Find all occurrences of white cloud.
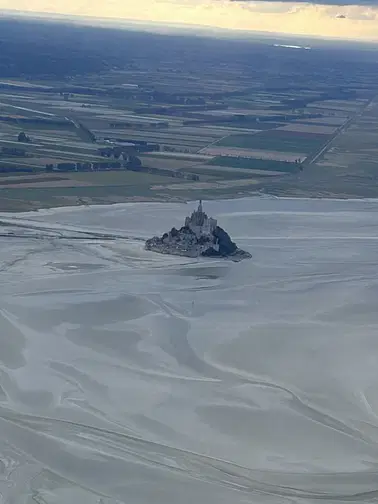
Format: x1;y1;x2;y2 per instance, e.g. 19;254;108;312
1;0;378;40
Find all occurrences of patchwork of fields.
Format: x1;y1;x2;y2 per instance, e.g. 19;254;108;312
1;21;378;207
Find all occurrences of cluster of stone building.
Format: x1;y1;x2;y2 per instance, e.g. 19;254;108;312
145;201;251;261
184;200;218;238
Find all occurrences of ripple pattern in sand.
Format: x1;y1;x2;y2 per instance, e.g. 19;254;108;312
0;198;378;503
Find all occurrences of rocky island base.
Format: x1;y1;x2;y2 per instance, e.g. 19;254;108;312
145;201;252;262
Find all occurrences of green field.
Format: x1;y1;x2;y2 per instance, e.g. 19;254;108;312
0;183;161;211
220;121;283;130
70;170;181;185
0;170;191;211
179;166;254;180
207;156;301;173
218;131;329;154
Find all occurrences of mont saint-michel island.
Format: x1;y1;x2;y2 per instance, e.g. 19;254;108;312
145;201;252;261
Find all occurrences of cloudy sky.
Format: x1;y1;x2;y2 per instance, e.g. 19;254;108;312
1;0;378;41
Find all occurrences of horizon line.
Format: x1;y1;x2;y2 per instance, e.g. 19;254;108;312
1;8;378;45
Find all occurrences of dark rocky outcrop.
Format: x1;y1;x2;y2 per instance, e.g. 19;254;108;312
145;201;251;262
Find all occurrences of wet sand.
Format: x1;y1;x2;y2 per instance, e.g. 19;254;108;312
0;197;378;503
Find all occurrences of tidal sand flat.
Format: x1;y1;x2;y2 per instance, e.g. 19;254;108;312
0;197;378;503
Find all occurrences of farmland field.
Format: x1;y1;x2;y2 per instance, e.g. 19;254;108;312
217;130;329;154
179;165;284;178
207;156;301;173
201;146;307;162
0;16;378;209
277;124;337;135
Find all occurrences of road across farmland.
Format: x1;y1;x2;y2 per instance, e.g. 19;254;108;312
306;97;375;166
